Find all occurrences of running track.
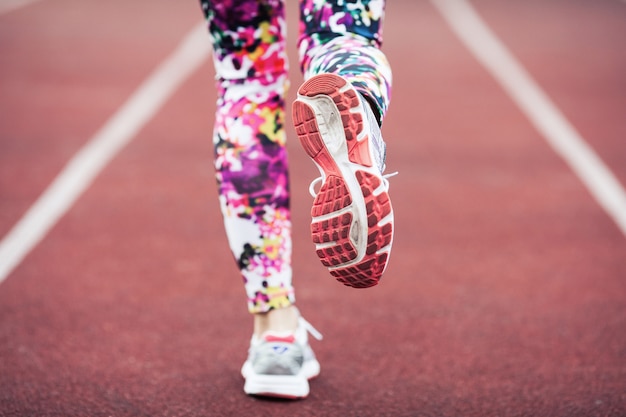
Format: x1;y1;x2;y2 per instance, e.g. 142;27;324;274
1;1;625;416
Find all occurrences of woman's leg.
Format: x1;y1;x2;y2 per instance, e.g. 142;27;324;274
293;0;394;288
298;0;392;123
200;2;322;400
199;0;296;318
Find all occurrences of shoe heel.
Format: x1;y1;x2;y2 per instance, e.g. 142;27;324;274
297;73;347;97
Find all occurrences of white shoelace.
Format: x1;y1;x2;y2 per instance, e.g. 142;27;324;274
299;316;323;341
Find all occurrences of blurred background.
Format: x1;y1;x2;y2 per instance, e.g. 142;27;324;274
0;1;625;415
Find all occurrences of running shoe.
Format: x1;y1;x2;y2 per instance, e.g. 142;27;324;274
292;73;395;288
241;316;323;399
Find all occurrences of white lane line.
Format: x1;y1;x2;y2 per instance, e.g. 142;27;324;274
0;0;42;15
0;23;211;283
431;0;626;238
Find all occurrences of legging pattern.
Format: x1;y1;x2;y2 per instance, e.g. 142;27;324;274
200;0;391;313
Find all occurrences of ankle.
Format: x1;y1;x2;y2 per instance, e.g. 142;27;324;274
253;305;299;338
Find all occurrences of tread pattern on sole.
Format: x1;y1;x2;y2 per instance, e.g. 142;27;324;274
293;74;393;288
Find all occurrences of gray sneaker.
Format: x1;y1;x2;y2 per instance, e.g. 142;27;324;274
241;316;322;399
293;73;395;288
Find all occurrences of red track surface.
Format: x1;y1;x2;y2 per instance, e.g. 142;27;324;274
1;1;625;416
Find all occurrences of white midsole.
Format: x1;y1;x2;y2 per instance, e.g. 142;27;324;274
242;359;320;397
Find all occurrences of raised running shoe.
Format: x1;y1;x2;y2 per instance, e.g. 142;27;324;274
292;73;395;288
241;316;323;399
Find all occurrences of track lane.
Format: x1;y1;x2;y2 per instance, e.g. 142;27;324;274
433;0;626;236
0;1;624;416
0;23;210;282
0;0;202;239
470;0;626;214
0;0;42;16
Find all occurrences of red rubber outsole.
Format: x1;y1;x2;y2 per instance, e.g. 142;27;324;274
293;74;393;288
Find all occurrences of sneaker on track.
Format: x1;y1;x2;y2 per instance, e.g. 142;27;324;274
241;317;322;399
292;73;394;288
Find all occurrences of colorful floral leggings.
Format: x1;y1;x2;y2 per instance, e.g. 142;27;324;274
199;0;392;313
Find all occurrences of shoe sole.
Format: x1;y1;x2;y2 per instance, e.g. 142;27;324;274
244;374;310;399
242;359;320;399
292;74;394;288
